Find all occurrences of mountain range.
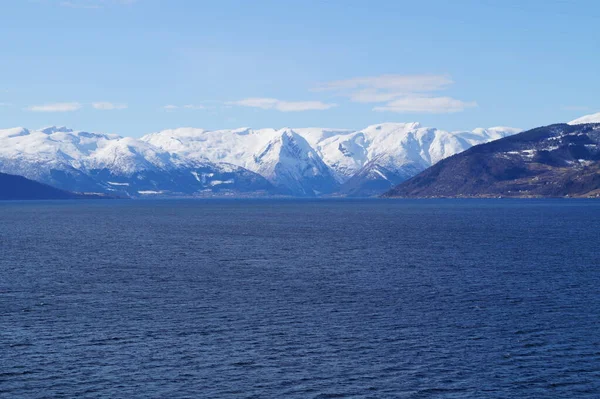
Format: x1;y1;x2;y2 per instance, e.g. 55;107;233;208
0;126;273;198
0;123;520;197
384;120;600;198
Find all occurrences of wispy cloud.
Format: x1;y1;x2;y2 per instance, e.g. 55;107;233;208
228;98;337;112
162;104;208;111
26;102;82;112
183;104;206;110
0;102;10;107
92;102;127;110
373;96;477;114
562;105;590;112
314;73;476;114
313;74;453;94
347;89;407;104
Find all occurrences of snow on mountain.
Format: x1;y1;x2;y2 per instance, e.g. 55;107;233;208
143;123;521;196
87;136;177;174
569;112;600;125
0;126;118;184
251;129;339;195
141;127;275;170
314;123;521;182
299;123;519;196
142;127;340;195
0;125;170;178
0;122;521;197
288;128;354;149
0;126;273;197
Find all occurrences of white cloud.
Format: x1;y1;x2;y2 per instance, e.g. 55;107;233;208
373;96;477;114
0;102;10;107
229;98;277;109
162;104;207;111
92;102;127;110
228;98;337;112
313;73;476;114
313;74;453;95
348;89;407;103
26;102;82;112
562;105;590;111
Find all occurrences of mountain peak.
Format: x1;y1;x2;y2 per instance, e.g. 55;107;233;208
40;126;74;134
569;112;600;125
230;127;252;135
0;127;30;138
364;122;422;132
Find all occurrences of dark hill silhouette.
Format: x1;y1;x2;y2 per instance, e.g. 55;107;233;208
0;172;107;200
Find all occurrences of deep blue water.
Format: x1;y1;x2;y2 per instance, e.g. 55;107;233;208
1;199;600;398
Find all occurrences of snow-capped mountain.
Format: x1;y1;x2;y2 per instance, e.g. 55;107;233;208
0;123;521;197
250;129;339;195
0;126;273;197
326;124;520;196
143;123;520;196
141;127;341;195
314;123;519;176
569;112;600;125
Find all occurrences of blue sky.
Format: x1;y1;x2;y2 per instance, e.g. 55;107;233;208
1;0;599;136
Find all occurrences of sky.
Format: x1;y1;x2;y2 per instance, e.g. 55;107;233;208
1;0;599;137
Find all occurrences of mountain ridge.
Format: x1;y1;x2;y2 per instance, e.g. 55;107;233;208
383;123;600;198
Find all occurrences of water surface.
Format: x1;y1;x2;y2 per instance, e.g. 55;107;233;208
1;199;599;398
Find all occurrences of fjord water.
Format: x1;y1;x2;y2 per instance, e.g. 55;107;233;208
1;199;599;398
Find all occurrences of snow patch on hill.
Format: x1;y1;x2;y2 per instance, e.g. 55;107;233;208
569;112;600;125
